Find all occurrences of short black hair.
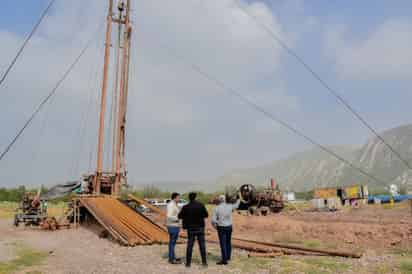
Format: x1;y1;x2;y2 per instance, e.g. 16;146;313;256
188;192;197;201
171;192;180;200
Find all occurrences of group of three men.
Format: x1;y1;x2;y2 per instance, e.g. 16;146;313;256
166;192;239;267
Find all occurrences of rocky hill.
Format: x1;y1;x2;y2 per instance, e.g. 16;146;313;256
215;124;412;191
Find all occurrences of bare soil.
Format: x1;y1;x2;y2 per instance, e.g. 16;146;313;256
0;201;411;274
233;203;412;250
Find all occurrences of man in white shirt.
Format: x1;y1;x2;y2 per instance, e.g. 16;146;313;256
166;192;181;264
211;194;240;265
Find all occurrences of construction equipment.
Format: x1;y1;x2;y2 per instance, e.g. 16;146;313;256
14;190;47;227
237;179;284;215
14;181;82;228
40;217;59;230
87;0;132;196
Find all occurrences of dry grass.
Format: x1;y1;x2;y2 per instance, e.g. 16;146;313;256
0;242;48;274
283;201;311;212
0;202;16;219
46;202;67;218
277;257;350;274
0;202;67;220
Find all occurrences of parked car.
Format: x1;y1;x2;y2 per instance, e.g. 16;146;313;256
177;199;188;208
146;198;188;209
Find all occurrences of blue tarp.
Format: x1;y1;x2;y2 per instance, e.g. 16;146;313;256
368;194;412;204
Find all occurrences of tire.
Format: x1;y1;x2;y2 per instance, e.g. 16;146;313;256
13;216;19;227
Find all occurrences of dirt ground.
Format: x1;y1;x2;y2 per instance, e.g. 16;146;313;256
234;203;412;250
0;201;411;274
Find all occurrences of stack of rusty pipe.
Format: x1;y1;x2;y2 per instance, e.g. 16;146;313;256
80;196;169;246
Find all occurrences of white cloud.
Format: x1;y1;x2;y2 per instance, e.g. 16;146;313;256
0;0;302;185
325;19;412;79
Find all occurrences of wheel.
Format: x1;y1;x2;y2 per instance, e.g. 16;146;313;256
13;216;19;227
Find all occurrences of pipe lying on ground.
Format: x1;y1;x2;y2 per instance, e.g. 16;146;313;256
232;237;363;258
124;194;361;258
248;252;283;258
230;239;328;256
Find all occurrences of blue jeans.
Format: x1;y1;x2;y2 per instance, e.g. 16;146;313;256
167;226;180;262
217;225;232;262
186;227;207;266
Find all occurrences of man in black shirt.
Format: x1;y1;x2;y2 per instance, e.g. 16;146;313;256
178;192;209;267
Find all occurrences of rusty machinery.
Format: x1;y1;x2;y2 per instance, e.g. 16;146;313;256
70;0;133;223
69;0;133;222
14;182;82;229
14;190;47;227
63;1;171;246
89;0;132;196
72;0;132;198
237;181;284;216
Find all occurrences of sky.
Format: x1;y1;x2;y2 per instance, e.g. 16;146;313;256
0;0;412;187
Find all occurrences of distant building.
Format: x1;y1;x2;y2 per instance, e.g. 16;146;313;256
282;192;296;202
311;185;368;210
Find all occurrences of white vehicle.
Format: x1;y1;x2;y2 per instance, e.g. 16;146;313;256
163;198;188;208
176;199;188;208
148;198;188;208
152;199;168;208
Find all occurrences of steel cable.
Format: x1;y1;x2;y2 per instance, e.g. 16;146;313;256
233;0;412;170
152;42;387;185
0;38;95;163
0;0;56;89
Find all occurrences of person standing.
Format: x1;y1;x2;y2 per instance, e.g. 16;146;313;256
178;192;209;267
211;194;240;265
166;192;181;264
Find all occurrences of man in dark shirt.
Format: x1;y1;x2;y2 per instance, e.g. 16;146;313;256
178;192;209;267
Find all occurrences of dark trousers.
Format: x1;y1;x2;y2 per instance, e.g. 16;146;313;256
186;227;207;266
217;225;232;262
167;226;180;262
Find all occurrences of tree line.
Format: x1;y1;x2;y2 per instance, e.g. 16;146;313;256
127;185;221;205
0;186;28;202
0;185;221;205
1;184;326;203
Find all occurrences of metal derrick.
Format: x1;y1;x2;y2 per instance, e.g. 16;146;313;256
94;0;132;196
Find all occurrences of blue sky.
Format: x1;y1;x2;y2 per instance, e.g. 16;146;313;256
0;0;50;33
0;0;411;188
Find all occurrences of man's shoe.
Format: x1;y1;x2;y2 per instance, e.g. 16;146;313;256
169;259;181;264
185;264;191;268
202;263;208;268
175;258;182;263
216;261;228;265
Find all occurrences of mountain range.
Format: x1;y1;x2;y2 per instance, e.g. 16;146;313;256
214;124;412;191
133;124;412;192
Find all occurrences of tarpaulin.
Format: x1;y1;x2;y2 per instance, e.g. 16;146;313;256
40;181;81;200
